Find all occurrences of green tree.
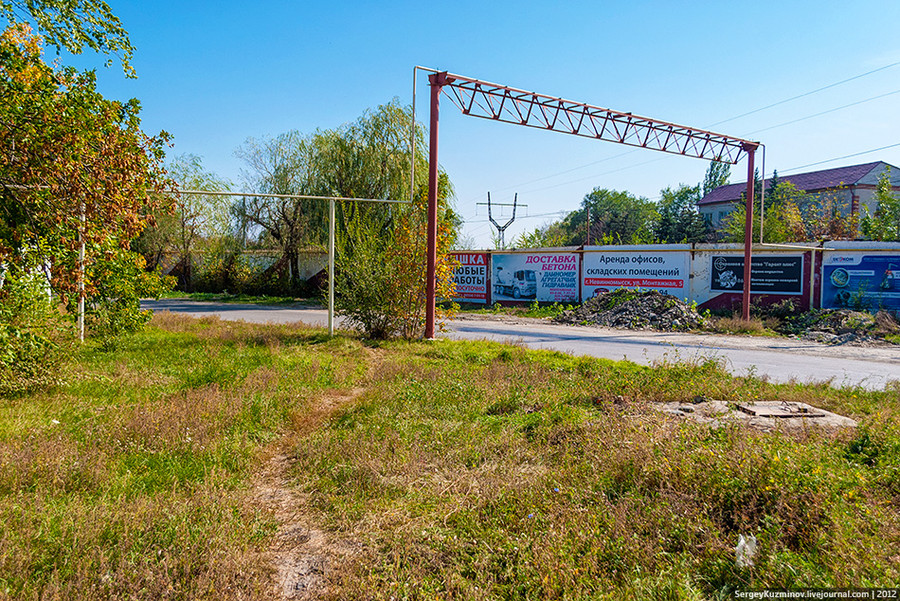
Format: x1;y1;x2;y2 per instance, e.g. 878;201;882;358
236;99;457;294
721;178;810;243
330;102;457;338
134;155;233;289
335;181;456;339
1;0;134;73
702;159;731;196
655;184;708;243
574;188;658;245
511;223;568;249
235;130;330;290
511;189;657;247
0;25;172;354
722;171;861;243
861;167;900;241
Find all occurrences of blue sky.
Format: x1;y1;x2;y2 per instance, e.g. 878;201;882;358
64;0;900;247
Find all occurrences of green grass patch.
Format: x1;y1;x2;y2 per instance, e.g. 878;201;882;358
457;300;575;319
293;339;900;598
2;315;898;599
0;312;365;599
160;290;321;306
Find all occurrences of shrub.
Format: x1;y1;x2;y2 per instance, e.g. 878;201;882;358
335;192;456;339
84;246;174;349
0;254;67;394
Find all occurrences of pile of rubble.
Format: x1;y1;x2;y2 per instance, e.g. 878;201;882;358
553;289;707;331
779;309;899;345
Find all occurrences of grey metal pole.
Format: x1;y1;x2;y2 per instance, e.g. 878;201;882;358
78;201;85;343
586;205;591;246
328;197;335;337
411;66;417;202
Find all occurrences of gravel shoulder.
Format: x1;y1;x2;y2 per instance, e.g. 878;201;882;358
455;312;900;365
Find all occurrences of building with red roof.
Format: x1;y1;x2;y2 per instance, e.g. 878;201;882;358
697;161;900;229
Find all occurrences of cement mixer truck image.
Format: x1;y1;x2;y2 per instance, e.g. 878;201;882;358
494;266;536;299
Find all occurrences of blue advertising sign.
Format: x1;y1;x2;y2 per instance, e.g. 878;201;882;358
822;253;900;311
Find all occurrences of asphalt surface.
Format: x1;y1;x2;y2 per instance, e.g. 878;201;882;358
142;299;900;391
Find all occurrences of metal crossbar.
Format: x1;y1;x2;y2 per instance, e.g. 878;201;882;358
438;72;754;164
171;189;408;336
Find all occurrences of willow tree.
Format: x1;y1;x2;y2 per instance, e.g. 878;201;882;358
235;99;457;336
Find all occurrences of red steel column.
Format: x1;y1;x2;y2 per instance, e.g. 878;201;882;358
426;72;448;339
741;142;759;321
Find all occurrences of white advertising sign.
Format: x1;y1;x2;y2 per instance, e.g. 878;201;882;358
582;251;689;300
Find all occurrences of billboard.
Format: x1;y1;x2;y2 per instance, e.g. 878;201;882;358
492;252;579;302
449;252;489;303
709;255;804;295
582;251;688;300
822;252;900;311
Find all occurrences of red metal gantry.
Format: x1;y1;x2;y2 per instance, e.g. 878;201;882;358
424;70;760;338
440;72;751;163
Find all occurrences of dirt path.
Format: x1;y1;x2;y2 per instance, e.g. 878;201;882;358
252;386;367;600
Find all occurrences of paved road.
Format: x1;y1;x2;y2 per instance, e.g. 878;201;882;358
142;299;900;390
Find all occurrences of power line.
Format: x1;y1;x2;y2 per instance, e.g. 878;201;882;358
480;149;640;197
464;210;570;224
708;60;900;127
459;60;900;205
522;157;668;195
484;84;900;199
776;142;900;174
744;88;900;136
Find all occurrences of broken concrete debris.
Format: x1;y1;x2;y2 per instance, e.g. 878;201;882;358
655;399;857;431
554;289;706;331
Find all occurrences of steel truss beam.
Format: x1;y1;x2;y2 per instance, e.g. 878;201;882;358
423;70;761;337
439;72;753;164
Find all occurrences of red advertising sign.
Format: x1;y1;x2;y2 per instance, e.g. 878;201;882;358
450;252;489;303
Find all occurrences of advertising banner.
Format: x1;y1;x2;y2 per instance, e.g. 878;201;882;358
822;253;900;311
710;255;803;295
449;252;489;303
492;252;579;302
582;251;689;300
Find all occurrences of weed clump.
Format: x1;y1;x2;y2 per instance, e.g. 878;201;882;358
778;309;900;345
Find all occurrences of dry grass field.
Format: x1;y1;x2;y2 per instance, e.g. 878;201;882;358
1;312;898;599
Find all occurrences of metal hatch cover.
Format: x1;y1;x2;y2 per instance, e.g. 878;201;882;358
737;401;827;419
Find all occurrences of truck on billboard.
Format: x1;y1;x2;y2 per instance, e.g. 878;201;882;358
494;267;536;299
492;252;579;302
449;252;489;303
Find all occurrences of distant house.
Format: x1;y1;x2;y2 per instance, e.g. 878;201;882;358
697;161;900;229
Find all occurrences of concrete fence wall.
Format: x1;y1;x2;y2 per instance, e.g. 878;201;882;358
449;242;900;313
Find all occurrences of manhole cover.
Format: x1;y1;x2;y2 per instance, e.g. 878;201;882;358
737;402;826;418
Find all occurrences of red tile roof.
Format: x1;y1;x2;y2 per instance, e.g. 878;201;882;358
698;161;884;206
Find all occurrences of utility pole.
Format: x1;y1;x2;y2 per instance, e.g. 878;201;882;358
425;71;447;339
741;142;759;321
482;192;520;249
77;201;85;343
